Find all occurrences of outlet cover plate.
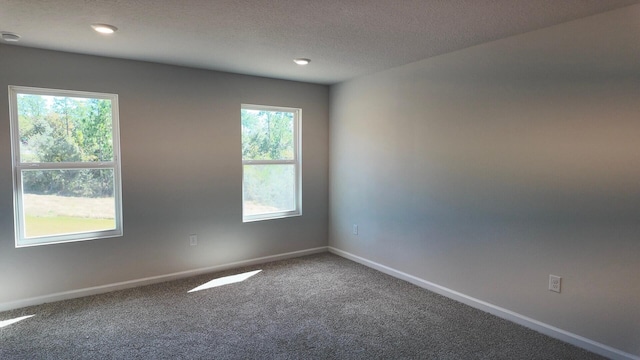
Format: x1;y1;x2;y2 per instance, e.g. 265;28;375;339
549;275;561;293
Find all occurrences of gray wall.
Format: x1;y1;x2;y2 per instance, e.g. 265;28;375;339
329;6;640;357
0;45;329;304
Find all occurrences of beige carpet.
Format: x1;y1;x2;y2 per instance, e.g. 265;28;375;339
0;253;605;359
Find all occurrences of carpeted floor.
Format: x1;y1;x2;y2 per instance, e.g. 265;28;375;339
0;253;605;359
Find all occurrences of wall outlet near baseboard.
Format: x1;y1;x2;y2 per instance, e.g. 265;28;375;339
189;234;198;246
352;224;358;235
549;275;561;293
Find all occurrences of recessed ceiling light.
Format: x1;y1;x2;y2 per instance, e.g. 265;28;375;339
293;58;311;65
91;24;118;34
1;32;21;42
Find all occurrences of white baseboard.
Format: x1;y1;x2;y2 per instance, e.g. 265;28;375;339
0;246;328;313
328;246;639;360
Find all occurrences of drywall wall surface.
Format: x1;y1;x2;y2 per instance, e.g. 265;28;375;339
329;5;640;357
0;45;328;304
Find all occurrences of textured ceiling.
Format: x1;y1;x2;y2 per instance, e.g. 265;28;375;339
1;0;639;84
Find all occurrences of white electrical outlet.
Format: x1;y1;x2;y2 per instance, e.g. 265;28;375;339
352;224;358;235
549;275;561;293
189;234;198;246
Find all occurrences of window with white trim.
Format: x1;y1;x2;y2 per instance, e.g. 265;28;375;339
8;86;123;247
241;105;301;222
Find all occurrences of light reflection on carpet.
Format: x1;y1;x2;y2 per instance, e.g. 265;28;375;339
188;270;262;293
0;315;35;328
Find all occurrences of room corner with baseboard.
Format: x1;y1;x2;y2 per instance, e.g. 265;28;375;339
328;5;640;360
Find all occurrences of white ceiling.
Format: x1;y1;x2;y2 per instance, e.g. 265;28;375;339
1;0;638;84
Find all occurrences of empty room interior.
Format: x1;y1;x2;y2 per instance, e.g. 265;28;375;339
0;1;639;359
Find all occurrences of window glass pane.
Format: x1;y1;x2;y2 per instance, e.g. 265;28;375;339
17;94;113;163
241;109;294;161
243;164;295;216
22;169;116;238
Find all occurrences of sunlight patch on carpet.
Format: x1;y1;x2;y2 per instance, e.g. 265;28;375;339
188;270;262;293
0;315;35;328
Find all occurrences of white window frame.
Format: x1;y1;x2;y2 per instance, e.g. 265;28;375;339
241;104;302;222
8;85;123;247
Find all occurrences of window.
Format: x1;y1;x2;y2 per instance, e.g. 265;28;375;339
241;105;301;222
8;86;123;247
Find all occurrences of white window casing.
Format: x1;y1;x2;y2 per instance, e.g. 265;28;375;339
241;104;301;222
8;86;123;247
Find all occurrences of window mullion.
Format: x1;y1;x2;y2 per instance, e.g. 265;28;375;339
242;159;295;165
17;162;116;170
